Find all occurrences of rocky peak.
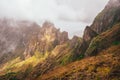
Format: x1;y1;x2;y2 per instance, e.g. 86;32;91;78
69;36;80;48
83;26;97;42
106;0;120;9
75;26;98;55
60;31;69;44
90;0;120;34
71;36;79;44
42;21;54;28
23;21;69;58
80;0;120;56
38;21;68;43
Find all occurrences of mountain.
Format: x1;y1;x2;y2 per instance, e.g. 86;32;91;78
0;19;82;80
77;0;120;56
0;18;40;64
0;0;120;80
38;44;120;80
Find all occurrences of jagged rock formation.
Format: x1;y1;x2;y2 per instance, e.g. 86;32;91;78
83;26;98;42
77;26;98;55
0;0;120;80
106;0;120;8
0;19;70;62
33;0;120;79
85;23;120;56
23;21;69;59
91;0;120;33
0;19;81;80
78;0;120;56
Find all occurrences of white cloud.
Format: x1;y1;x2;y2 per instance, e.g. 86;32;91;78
0;0;109;22
0;0;109;38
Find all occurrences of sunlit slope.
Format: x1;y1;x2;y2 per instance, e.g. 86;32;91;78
38;45;120;80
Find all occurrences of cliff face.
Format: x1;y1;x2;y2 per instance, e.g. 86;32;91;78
79;0;120;56
85;23;120;56
106;0;120;8
90;0;120;34
23;21;69;59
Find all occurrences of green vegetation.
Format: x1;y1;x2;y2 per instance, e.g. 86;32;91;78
2;72;19;80
112;41;120;45
38;45;120;80
34;49;44;58
85;23;120;56
77;54;84;60
23;65;33;78
59;54;72;65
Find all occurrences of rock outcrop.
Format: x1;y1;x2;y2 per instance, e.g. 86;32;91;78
23;21;69;59
85;23;120;56
91;0;120;34
79;0;120;56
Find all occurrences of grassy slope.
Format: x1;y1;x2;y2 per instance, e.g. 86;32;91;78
36;23;120;80
0;39;82;80
0;50;49;76
38;44;120;80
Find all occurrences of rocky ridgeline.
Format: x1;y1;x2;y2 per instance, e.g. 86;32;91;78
23;21;69;59
0;19;69;63
78;0;120;56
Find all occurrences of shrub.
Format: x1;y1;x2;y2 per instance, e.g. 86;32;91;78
112;41;120;45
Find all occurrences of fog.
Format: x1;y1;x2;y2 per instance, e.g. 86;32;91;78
0;0;109;38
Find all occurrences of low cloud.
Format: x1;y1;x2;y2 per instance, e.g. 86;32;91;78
0;0;109;37
0;0;109;23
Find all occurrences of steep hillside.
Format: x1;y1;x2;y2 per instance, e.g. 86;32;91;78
91;0;120;33
0;20;82;80
36;22;120;80
38;44;120;80
77;0;120;56
85;23;120;56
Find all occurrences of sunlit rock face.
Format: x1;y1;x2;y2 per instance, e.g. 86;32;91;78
24;21;69;59
0;18;70;61
39;21;68;44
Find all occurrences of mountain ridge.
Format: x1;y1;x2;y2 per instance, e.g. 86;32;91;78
0;0;120;80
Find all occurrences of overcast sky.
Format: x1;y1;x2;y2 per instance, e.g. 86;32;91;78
0;0;109;38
